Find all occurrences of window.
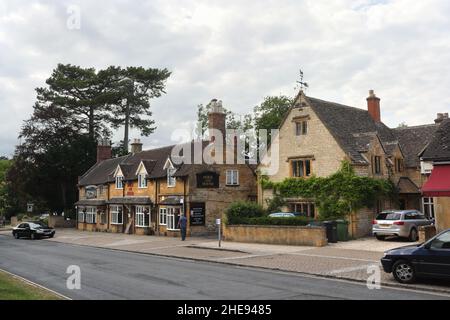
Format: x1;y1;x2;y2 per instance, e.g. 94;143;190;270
100;211;107;224
167;207;181;230
111;205;123;225
395;158;404;173
78;209;85;223
295;121;308;136
85;207;96;224
138;173;147;188
135;206;150;227
291;159;312;177
159;207;167;225
226;170;239;186
423;197;435;219
116;176;124;189
167;168;176;187
373;156;382;175
290;202;315;217
430;231;450;250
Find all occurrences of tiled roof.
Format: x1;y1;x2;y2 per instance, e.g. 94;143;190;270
393;124;438;167
78;155;131;186
397;177;420;194
420;118;450;162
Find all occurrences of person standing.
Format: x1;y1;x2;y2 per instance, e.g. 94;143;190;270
177;213;188;241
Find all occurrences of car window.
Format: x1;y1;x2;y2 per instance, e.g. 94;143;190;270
404;213;416;220
380;213;401;220
430;232;450;250
18;223;25;228
376;213;387;220
22;223;29;228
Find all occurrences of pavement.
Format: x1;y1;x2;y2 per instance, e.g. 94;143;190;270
0;234;448;300
1;228;450;295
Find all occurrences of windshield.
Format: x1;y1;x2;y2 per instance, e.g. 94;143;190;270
377;213;402;220
30;222;48;228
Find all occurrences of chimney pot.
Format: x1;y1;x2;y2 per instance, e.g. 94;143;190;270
130;138;143;154
208;99;226;143
435;113;449;124
367;90;381;122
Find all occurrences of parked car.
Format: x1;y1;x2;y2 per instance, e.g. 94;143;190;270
12;222;55;240
381;229;450;284
268;212;296;218
39;213;50;220
372;210;432;242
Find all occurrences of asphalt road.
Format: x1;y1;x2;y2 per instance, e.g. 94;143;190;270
0;234;448;300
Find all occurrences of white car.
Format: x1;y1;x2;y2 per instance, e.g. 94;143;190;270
268;212;296;218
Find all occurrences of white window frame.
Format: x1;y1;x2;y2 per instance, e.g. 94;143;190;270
422;197;435;219
138;173;147;189
167;207;181;231
115;176;124;189
78;208;85;223
111;205;123;225
167;168;176;187
226;169;239;186
85;207;97;224
159;207;167;225
135;206;150;227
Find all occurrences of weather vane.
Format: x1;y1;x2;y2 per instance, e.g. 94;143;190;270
296;69;309;92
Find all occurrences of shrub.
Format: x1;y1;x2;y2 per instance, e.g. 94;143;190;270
229;216;312;226
225;201;265;224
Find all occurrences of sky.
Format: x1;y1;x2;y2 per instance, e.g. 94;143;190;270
1;0;450;156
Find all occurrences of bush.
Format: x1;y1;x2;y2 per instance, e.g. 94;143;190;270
226;201;265;224
229;216;312;226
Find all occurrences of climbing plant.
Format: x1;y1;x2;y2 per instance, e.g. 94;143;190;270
261;161;397;220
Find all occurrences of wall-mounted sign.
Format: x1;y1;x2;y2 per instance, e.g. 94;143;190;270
27;203;34;213
190;203;205;226
85;186;97;199
196;172;219;188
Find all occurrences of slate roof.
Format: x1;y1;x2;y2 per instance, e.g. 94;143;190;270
397;177;420;194
304;96;397;164
420;118;450;162
393;124;438;167
78;155;131;186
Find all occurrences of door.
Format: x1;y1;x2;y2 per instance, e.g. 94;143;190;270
417;231;450;277
22;223;31;238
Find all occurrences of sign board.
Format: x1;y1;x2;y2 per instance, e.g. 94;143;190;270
190;203;205;226
216;218;221;225
196;172;219;188
27;203;34;213
85;186;98;199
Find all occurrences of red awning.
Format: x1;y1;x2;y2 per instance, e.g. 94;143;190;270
422;165;450;197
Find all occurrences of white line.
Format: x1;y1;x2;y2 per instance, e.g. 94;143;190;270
289;252;379;263
327;264;377;275
0;267;72;300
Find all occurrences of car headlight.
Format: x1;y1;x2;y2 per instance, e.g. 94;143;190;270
36;229;44;233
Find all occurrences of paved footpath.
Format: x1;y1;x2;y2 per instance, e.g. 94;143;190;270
2;228;449;294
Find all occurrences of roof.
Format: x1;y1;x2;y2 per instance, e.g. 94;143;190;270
78;155;131;186
397;177;420;194
75;199;107;206
420;119;450;162
393;124;438;167
107;197;153;205
303;95;397;164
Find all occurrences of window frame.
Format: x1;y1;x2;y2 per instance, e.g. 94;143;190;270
115;176;124;190
295;121;308;136
423;197;435;219
77;209;85;223
167;207;181;231
135;206;150;227
138;173;148;189
85;207;97;224
373;156;382;175
395;158;404;173
111;205;123;225
291;159;312;178
159;207;168;225
226;169;239;186
167;168;176;188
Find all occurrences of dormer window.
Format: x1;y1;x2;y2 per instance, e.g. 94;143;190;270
293;116;309;136
115;176;124;189
395;158;404;173
138;173;147;188
167;168;176;187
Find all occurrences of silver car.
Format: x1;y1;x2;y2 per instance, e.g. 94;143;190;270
372;210;432;242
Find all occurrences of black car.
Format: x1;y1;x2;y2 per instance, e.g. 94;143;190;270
381;229;450;283
12;221;55;240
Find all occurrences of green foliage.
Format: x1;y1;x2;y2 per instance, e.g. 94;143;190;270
0;159;12;216
253;95;292;132
262;161;396;220
225;201;265;222
229;216;312;226
265;195;286;213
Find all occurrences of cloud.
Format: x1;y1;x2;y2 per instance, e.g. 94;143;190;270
0;0;449;156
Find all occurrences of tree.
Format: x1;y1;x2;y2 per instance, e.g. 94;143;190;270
253;95;292;138
105;66;171;153
0;159;12;216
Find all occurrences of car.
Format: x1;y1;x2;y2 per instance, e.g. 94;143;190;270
268;212;296;218
381;229;450;284
372;210;432;242
12;221;55;240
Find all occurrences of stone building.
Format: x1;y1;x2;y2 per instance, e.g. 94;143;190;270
76;100;257;237
420;115;450;232
258;89;442;238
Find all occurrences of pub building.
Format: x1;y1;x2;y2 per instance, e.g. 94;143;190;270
75;99;257;237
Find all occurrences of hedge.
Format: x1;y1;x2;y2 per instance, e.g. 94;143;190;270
227;216;312;226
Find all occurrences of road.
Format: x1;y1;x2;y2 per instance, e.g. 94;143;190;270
0;235;448;300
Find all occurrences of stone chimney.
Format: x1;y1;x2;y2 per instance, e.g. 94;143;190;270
97;139;112;163
130;138;143;154
367;90;381;122
435;113;449;124
208;99;226;143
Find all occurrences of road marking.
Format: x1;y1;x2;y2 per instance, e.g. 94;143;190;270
289;252;379;263
0;267;72;300
327;264;378;275
218;253;279;260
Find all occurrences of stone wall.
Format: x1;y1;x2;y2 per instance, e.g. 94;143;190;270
435;197;450;232
48;216;76;228
223;225;327;247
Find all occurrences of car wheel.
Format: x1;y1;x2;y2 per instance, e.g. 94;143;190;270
375;234;386;241
30;233;36;240
14;233;19;239
392;260;416;284
409;228;418;242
